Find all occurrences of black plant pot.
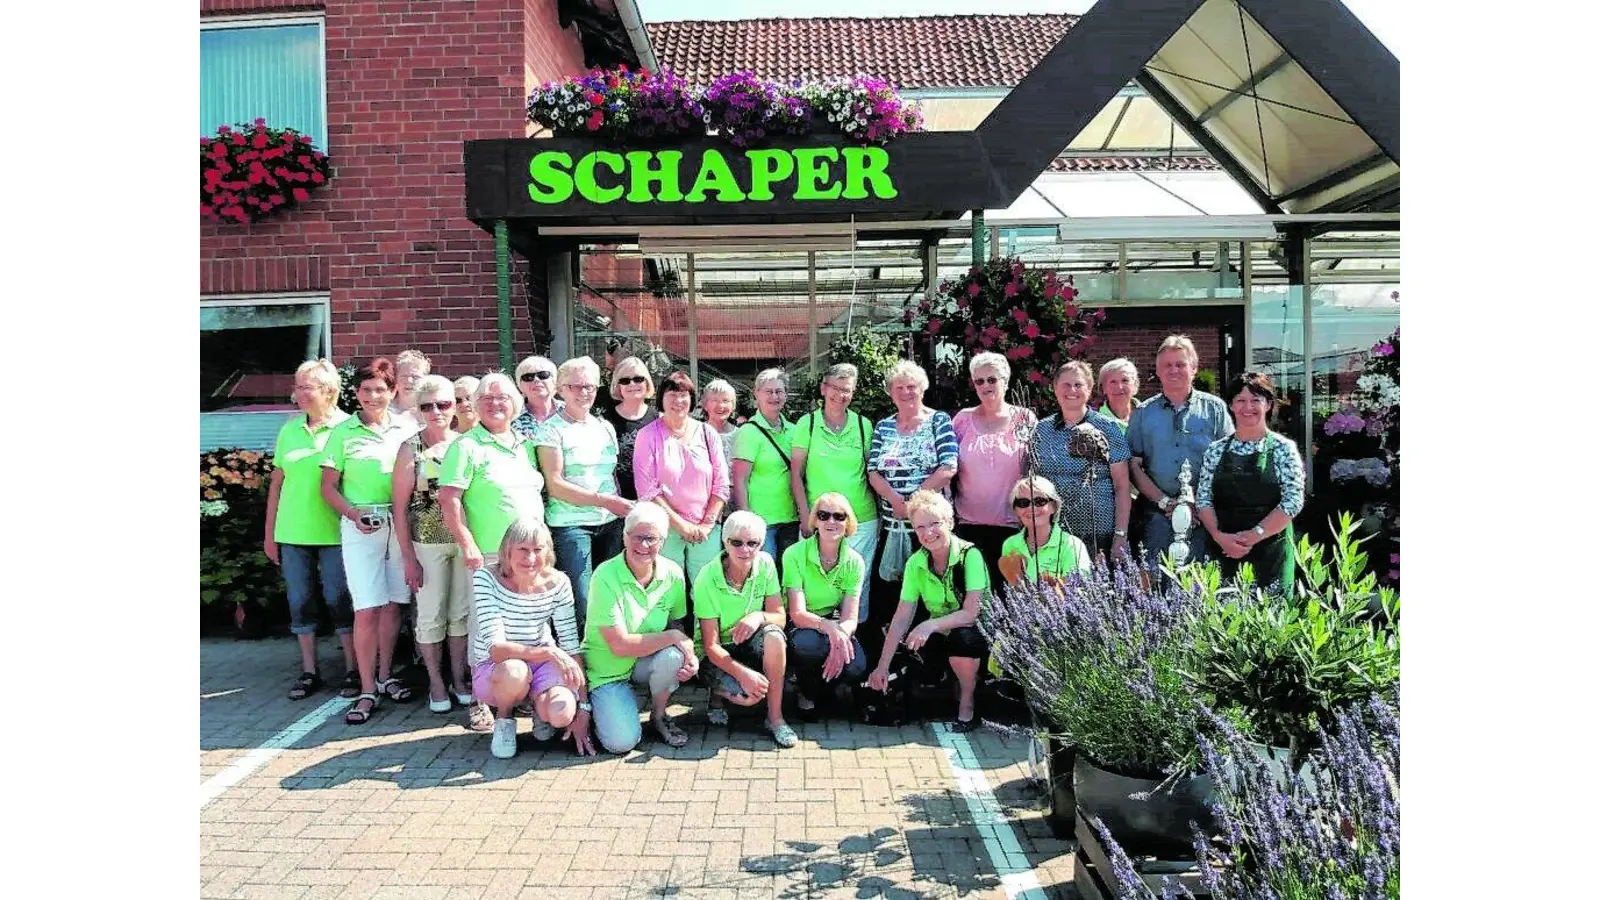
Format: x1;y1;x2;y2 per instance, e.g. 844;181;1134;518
1073;754;1218;859
1045;737;1076;838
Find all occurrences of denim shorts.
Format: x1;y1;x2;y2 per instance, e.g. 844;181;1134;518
280;544;353;635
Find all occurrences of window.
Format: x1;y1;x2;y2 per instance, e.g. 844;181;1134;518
201;297;330;412
200;16;327;144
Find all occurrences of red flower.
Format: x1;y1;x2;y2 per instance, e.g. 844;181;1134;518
1027;370;1044;384
253;117;267;127
218;125;232;134
966;282;980;298
210;142;227;156
292;188;310;202
956;296;968;310
252;133;269;149
619;64;630;73
1004;281;1019;298
926;317;943;334
231;132;246;146
1023;323;1040;339
979;334;993;348
299;134;312;144
1005;346;1025;360
1011;307;1028;323
586;111;604;130
1011;262;1025;277
311;172;325;184
587;91;604;105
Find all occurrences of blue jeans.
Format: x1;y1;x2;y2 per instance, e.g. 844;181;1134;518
761;522;801;580
280;544;353;636
1140;510;1212;568
788;625;867;701
589;645;687;754
846;519;880;623
550;520;623;634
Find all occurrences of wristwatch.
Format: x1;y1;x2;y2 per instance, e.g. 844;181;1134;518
577;700;592;712
1114;528;1128;537
1252;525;1266;538
1158;496;1173;512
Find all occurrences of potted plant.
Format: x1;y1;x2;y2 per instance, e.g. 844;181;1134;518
982;559;1239;856
1092;695;1400;899
200;449;284;638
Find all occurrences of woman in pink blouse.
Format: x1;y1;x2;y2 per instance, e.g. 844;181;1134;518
633;371;730;597
951;351;1038;591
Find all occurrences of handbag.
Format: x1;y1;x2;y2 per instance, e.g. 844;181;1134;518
877;519;913;582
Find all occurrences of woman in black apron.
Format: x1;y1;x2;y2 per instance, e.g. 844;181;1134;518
1196;373;1306;594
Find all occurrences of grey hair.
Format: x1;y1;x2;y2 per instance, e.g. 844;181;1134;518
1009;475;1061;506
1156;334;1200;367
968;351;1011;381
452;375;480;396
723;510;768;543
884;359;929;393
1098;358;1140;391
497;517;553;564
822;363;859;384
624;502;670;537
295;358;341;396
514;354;557;381
753;368;789;392
414;374;454;402
702;378;737;401
474;372;525;418
395;349;431;374
557;355;600;386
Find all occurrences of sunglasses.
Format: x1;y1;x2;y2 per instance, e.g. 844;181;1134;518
973;375;1001;386
519;371;554;382
418;400;455;413
815;510;849;522
1012;496;1055;509
616;375;648;386
727;538;762;549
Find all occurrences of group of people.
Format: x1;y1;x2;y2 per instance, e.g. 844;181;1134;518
261;334;1305;759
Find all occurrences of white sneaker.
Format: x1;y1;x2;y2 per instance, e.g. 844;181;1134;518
530;715;556;741
490;718;518;759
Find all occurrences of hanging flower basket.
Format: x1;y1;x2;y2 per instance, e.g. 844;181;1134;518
527;66;922;148
201;119;332;224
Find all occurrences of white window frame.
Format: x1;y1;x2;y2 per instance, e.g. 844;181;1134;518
200;12;330;153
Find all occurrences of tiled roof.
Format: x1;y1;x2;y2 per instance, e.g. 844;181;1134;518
1048;156;1222;173
646;14;1080;90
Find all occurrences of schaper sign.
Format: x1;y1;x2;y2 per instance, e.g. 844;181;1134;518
526;146;899;205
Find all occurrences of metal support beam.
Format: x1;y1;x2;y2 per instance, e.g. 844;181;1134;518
548;249;574;362
1278;150;1393;204
1195;52;1293;124
1241;240;1253;370
1280;228;1314;495
989;224;1001;261
494;219;513;372
970;210;986;269
685;253;699;387
807;251;819;377
1135;72;1284;214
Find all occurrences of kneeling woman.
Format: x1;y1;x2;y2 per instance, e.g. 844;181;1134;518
783;493;869;720
867;490;989;732
584;503;700;752
998;476;1092;588
694;511;797;748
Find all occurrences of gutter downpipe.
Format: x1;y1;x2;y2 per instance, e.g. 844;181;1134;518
614;0;660;74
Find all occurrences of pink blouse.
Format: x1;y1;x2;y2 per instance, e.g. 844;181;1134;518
951;406;1037;527
632;418;729;522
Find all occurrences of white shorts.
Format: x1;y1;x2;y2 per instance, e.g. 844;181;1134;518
340;513;411;612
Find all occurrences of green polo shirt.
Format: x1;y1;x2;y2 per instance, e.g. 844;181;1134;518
900;539;989;617
583;555;689;688
791;410;877;522
437;425;546;552
781;536;866;618
1099;403;1133;434
1001;528;1091;581
272;410;350;545
692;552;781;648
733;416;799;525
320;413;412;506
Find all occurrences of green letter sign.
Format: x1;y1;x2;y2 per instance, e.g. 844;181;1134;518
525;145;899;207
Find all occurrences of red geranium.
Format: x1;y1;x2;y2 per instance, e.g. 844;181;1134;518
201;120;332;225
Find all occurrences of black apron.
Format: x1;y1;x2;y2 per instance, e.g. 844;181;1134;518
1209;436;1294;593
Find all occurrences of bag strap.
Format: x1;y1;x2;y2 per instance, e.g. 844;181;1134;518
753;419;791;467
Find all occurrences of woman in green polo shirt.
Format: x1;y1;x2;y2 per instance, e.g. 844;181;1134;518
266;358;358;702
583;503;700;753
866;490;990;732
789;363;877;616
783;493;869;721
320;358;418;725
997;476;1092;588
438;373;546;571
694;510;796;748
732;368;800;575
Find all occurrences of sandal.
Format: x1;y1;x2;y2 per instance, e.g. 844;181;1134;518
338;671;361;699
377;677;415;703
767;721;799;749
466;701;494;733
950;716;979;734
650;714;689;748
345;693;379;725
288;671;323;701
707;706;729;726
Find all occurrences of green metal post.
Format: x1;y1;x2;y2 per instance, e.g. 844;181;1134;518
495;219;512;373
970;210;986;269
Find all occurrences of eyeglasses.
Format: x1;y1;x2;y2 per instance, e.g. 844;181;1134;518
616;375;648;386
727;538;761;549
563;383;598;393
519;371;554;382
1012;496;1055;509
815;510;849;522
418;400;455;413
972;375;1002;386
628;532;661;547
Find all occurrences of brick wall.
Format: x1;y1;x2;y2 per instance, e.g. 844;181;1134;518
1082;323;1224;402
200;0;590;378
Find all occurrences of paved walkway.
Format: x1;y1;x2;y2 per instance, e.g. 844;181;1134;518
200;637;1078;899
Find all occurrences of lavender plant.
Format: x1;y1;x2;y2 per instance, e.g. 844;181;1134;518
982;556;1227;778
1093;696;1400;900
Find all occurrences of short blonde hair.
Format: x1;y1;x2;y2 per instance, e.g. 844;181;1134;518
474;372;525;418
884;359;929;393
1156;334;1199;367
807;492;859;537
515;355;557;382
906;489;954;525
395;349;431;375
295;359;341;398
610;356;655;400
701;378;737;402
452;375;480;397
968;352;1010;382
497;517;553;566
1098;358;1140;392
414;374;454;402
723;510;768;543
557;355;601;386
1009;475;1061;507
753;368;789;392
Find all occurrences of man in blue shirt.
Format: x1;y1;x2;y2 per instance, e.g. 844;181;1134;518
1125;335;1234;567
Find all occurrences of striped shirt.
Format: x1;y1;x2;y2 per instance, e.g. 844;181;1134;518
469;567;579;667
868;411;959;518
